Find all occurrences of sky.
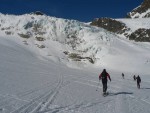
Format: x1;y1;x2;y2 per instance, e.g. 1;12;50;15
0;0;144;22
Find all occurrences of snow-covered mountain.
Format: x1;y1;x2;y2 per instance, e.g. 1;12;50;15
90;17;150;42
117;18;150;41
0;13;113;66
90;0;150;42
0;13;150;113
0;13;150;73
127;0;150;18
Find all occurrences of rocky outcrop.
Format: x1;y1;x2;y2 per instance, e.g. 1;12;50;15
30;11;45;16
90;17;129;34
127;0;150;18
129;28;150;42
91;17;150;42
91;18;129;34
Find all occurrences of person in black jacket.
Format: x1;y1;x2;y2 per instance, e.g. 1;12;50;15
99;69;111;94
136;75;141;89
122;73;124;79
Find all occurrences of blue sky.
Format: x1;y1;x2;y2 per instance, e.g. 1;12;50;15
0;0;143;22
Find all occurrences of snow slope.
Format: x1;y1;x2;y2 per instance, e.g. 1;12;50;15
0;13;150;73
0;35;150;113
0;13;150;113
0;13;114;67
117;18;150;33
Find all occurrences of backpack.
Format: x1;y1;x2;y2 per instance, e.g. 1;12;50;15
137;76;141;83
139;77;141;82
101;72;107;80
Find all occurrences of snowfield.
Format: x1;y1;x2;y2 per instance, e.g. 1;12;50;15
0;14;150;113
117;18;150;33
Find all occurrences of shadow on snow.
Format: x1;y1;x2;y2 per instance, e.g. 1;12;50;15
108;92;133;96
140;87;150;89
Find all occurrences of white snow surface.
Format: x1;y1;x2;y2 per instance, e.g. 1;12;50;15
117;18;150;33
0;13;150;113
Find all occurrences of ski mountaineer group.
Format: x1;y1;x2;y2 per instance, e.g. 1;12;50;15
98;69;142;96
132;75;141;89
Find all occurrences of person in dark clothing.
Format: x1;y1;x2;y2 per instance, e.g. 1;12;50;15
133;75;136;81
99;69;111;94
122;73;124;79
136;75;141;89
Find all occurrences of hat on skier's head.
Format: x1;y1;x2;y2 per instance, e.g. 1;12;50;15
103;69;106;72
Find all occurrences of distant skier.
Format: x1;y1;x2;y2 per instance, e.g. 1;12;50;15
133;75;136;81
122;73;124;79
136;75;141;89
99;69;111;95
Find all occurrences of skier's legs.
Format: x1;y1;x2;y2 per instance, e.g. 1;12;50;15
137;82;140;89
103;83;107;93
102;83;105;92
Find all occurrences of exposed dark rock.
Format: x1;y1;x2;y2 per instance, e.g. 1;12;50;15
90;17;128;34
129;28;150;42
1;26;13;30
127;0;150;18
63;51;69;55
35;44;45;48
68;53;94;63
144;12;150;18
39;45;45;48
24;22;33;29
30;11;45;16
18;33;31;39
5;31;13;35
91;17;150;42
35;36;45;41
23;41;28;45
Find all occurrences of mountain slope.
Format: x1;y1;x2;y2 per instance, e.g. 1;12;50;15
90;0;150;42
0;13;150;113
90;17;150;42
127;0;150;18
0;13;150;73
0;32;150;113
0;13;114;66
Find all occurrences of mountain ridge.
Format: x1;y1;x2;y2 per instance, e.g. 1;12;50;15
127;0;150;18
0;13;115;67
0;12;150;73
90;0;150;42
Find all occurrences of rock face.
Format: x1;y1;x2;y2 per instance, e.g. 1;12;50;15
127;0;150;18
129;28;150;42
91;17;150;42
90;1;150;42
90;18;129;34
30;11;45;15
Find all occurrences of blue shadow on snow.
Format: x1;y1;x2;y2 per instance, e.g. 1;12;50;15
108;92;133;96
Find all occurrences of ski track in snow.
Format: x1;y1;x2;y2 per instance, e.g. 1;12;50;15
10;73;150;113
1;66;150;113
10;74;64;113
0;14;150;112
